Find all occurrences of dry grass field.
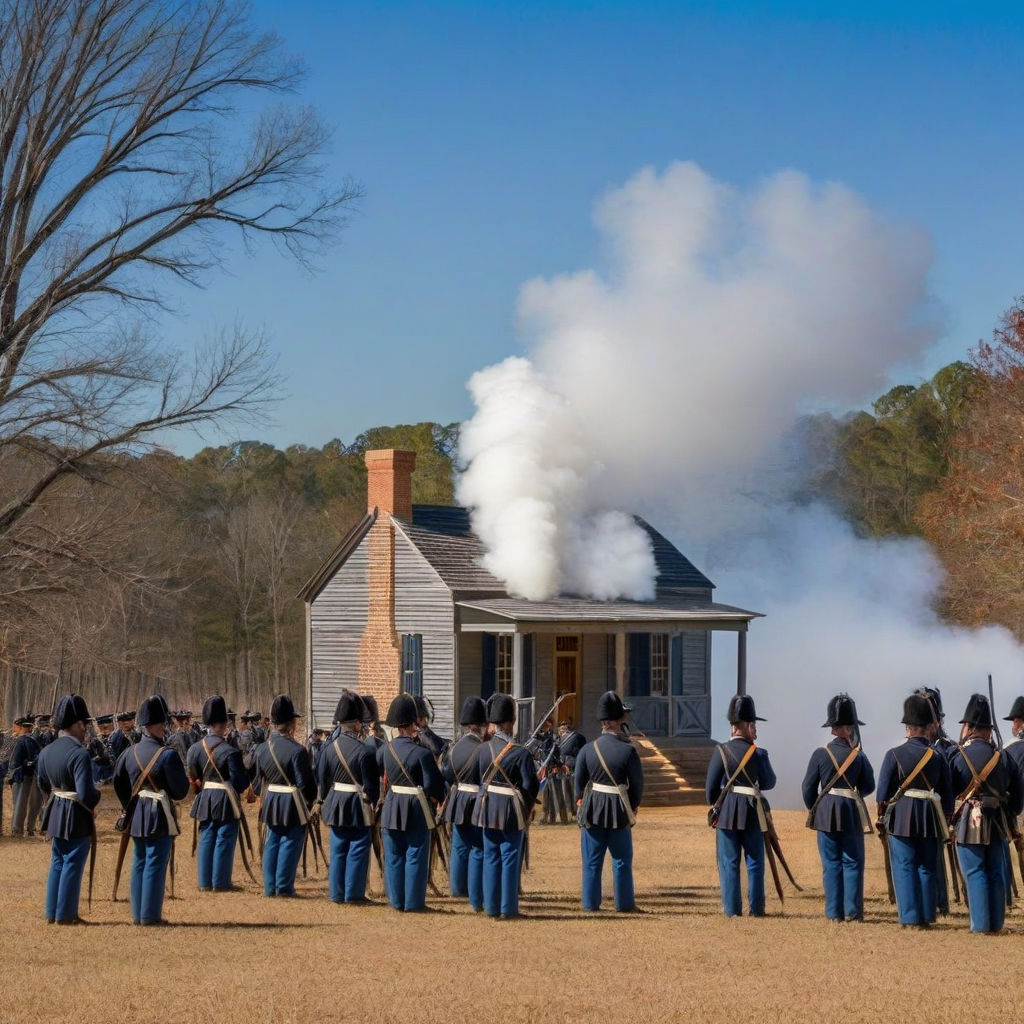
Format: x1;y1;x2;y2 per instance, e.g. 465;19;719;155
0;796;1018;1024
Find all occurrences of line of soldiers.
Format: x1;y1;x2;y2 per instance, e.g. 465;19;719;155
707;686;1024;934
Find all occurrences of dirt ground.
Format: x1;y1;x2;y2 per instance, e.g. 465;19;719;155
0;795;1017;1023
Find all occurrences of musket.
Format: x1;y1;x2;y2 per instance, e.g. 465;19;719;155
875;808;897;904
763;806;803;892
524;693;572;749
763;833;785;903
990;674;1003;750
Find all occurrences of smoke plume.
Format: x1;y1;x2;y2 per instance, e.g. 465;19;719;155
458;161;1023;804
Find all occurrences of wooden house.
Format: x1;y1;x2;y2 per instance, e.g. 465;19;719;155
300;449;761;743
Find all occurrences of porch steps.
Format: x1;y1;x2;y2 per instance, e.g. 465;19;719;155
633;738;715;807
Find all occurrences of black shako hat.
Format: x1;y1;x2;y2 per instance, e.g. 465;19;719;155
53;694;90;731
270;694;301;725
202;695;228;727
459;696;486;727
918;686;944;719
1004;696;1024;721
597;691;629;721
902;694;936;728
96;714;114;725
414;695;436;722
386;694;418;729
488;693;517;725
823;693;865;728
137;695;168;728
14;715;34;727
116;710;135;723
334;691;366;725
34;714;51;725
362;694;380;725
727;694;765;723
960;693;994;729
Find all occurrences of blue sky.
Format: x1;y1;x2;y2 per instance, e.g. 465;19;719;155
165;1;1024;451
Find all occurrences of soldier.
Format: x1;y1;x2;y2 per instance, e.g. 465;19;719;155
414;695;449;761
529;719;560;825
254;695;316;898
318;691;380;904
949;694;1024;934
0;722;13;833
168;710;194;764
36;695;101;924
108;711;135;761
558;719;586;824
918;687;957;761
10;715;43;837
88;714;115;785
705;694;777;918
876;693;954;928
307;728;326;770
801;694;875;922
442;697;487;911
112;696;190;925
186;695;253;893
377;694;445;912
362;696;384;750
472;693;539;919
575;691;644;913
225;710;241;749
33;714;55;749
1003;696;1024;778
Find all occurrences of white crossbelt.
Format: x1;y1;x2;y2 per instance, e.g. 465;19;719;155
456;782;480;794
828;787;858;799
204;781;230;792
138;788;181;837
333;782;360;793
391;785;437;830
267;783;297;794
732;785;759;797
331;782;374;826
202;779;241;818
266;782;309;826
592;783;622;795
484;784;526;830
52;790;78;800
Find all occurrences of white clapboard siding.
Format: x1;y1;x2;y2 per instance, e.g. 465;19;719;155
682;630;709;695
393;523;456;737
309;535;369;727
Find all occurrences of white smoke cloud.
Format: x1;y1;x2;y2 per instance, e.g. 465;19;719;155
458;160;1024;807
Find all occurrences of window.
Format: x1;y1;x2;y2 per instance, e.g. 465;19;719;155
401;634;423;696
650;634;669;696
496;634;513;693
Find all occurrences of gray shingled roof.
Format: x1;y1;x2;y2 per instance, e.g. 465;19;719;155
399;505;714;596
456;597;760;626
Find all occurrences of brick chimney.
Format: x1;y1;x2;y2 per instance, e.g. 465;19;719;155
358;449;416;704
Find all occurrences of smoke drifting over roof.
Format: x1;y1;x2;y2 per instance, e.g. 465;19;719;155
459;161;1024;802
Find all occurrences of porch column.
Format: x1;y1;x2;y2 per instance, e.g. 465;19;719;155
512;631;525;740
737;630;747;696
614;631;626;696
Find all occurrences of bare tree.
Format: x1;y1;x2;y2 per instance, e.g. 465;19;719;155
0;0;359;539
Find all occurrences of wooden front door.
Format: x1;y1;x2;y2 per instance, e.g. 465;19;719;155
554;635;581;726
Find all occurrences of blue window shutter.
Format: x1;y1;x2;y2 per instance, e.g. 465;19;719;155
401;634;423;696
670;635;684;696
628;634;651;697
481;634;497;699
522;634;534;699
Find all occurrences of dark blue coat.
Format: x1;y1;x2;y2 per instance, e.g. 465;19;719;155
419;726;449;761
254;734;316;828
317;731;381;828
10;733;40;783
876;736;953;838
705;738;776;831
112;735;190;838
801;738;876;833
442;733;484;827
575;732;644;829
558;729;586;769
1005;740;1024;779
933;735;959;763
377;735;445;831
168;728;193;765
949;738;1024;844
471;733;539;832
108;728;132;761
186;735;250;822
38;736;101;840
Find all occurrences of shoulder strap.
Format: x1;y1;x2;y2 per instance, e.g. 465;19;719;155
266;736;293;785
453;736;480;783
481;740;516;787
385;739;418;787
954;747;1002;806
202;738;227;783
131;745;165;797
891;746;935;802
332;737;361;786
593;736;620;784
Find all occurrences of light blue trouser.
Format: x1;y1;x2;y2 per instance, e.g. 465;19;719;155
197;819;239;890
958;839;1009;933
329;825;372;903
46;835;91;923
817;829;865;921
130;834;173;924
450;822;484;910
482;827;524;917
581;825;635;911
716;821;765;917
262;824;305;896
888;834;939;925
383;820;430;911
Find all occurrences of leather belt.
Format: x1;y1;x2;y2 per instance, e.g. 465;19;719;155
52;790;78;800
267;784;297;794
456;783;480;794
732;785;758;797
592;783;622;795
333;782;360;793
828;787;858;799
138;788;181;837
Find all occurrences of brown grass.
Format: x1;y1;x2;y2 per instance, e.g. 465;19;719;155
0;798;1015;1023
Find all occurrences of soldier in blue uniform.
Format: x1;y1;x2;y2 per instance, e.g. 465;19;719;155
33;714;55;749
876;693;954;928
0;724;12;833
949;694;1024;933
376;694;445;911
472;693;539;919
705;694;777;917
1003;696;1024;778
10;715;42;837
87;714;114;784
557;720;586;824
415;696;449;761
362;696;385;750
169;710;194;764
112;696;190;925
801;694;875;922
254;695;316;897
108;711;134;761
918;687;958;761
317;692;380;904
442;696;487;911
36;695;101;924
307;728;326;770
186;695;253;892
575;692;644;913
